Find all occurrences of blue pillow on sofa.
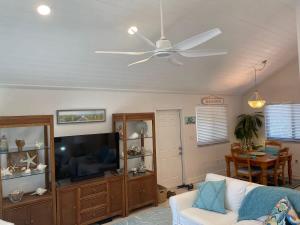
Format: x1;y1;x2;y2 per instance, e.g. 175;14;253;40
193;180;226;214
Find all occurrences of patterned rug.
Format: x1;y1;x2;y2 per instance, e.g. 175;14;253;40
112;207;172;225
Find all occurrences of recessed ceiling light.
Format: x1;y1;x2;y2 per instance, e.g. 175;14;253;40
37;5;51;16
128;26;138;35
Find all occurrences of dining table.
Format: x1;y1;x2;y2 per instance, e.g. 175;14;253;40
225;153;293;185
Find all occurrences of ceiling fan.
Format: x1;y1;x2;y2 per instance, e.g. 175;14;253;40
95;0;227;67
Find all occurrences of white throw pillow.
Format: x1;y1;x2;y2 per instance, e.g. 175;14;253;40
205;174;248;212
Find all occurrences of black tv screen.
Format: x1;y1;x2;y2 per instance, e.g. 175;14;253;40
55;132;119;182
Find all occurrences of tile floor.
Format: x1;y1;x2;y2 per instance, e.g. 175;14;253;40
103;187;187;225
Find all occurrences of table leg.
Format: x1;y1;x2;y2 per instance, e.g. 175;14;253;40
261;164;268;185
288;156;292;185
226;157;231;177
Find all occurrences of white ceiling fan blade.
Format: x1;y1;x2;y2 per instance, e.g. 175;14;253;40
169;57;183;66
128;55;154;67
174;28;222;51
179;49;227;58
95;50;154;56
135;32;156;48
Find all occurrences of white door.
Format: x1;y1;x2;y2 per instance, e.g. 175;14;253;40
156;110;183;188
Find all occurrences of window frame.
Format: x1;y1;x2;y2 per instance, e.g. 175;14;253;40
195;105;229;146
265;103;300;142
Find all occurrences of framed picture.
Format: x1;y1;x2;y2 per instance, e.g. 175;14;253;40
185;116;196;125
57;109;106;124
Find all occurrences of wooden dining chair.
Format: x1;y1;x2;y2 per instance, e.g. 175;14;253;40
231;143;241;151
265;140;283;156
265;140;282;148
267;147;289;186
279;147;289;156
231;149;262;183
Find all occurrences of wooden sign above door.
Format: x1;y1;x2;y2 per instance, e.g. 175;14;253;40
201;96;224;105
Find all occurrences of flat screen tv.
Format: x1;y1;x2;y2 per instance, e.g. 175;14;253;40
55;132;119;182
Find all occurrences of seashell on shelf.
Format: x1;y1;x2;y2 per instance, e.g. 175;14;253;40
24;168;31;175
31;187;47;196
1;167;12;177
36;163;47;171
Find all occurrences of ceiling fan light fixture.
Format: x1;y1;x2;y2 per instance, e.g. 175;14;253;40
248;91;266;109
128;26;138;35
37;5;51;16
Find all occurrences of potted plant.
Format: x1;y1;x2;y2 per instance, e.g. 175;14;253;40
234;112;264;150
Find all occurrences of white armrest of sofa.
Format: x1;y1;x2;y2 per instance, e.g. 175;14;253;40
0;220;13;225
169;190;198;225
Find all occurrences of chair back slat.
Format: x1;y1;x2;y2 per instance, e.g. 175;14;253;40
265;140;282;149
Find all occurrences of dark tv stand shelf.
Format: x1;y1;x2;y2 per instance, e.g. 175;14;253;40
56;173;124;225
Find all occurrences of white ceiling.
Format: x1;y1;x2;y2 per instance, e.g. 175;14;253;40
0;0;298;95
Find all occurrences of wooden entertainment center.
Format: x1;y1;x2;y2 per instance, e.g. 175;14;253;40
0;113;158;225
57;174;124;225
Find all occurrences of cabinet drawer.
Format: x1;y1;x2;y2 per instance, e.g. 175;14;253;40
80;193;107;210
80;206;107;224
80;183;107;198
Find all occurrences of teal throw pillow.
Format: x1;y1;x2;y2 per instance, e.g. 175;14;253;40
265;147;279;156
193;180;226;214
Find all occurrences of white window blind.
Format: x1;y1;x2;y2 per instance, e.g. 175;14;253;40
196;105;229;146
265;104;300;141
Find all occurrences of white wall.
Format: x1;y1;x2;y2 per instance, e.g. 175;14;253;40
297;0;300;73
243;59;300;178
0;87;242;184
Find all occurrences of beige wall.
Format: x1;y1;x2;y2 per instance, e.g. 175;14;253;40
243;59;300;178
0;87;242;184
297;0;300;72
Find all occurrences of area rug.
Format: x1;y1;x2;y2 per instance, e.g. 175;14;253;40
112;207;172;225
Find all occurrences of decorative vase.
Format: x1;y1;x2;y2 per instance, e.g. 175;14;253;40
0;135;9;153
15;139;25;151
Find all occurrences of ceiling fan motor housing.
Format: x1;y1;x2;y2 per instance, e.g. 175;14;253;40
155;39;172;57
156;39;172;49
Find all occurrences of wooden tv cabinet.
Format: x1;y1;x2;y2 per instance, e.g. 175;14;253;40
56;174;124;225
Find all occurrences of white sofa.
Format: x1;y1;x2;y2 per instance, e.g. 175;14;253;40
169;173;264;225
0;220;13;225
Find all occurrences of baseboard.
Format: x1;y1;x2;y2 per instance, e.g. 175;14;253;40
185;169;227;185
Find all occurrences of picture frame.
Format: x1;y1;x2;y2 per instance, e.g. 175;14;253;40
185;116;196;125
56;109;106;124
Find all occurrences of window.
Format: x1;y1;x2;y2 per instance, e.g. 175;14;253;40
265;104;300;141
196;105;229;146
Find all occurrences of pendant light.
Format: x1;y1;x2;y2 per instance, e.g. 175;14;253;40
248;60;267;109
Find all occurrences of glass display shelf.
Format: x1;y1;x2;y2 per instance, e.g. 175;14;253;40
0;146;49;155
120;151;153;160
1;169;48;181
127;171;154;180
3;192;52;209
119;137;153;141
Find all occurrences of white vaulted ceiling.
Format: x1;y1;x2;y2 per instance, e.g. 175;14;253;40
0;0;297;95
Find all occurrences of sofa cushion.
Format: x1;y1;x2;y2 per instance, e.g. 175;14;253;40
205;173;248;212
179;208;237;225
193;180;226;214
235;221;263;225
245;183;262;195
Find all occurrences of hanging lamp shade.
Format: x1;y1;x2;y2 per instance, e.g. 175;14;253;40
248;91;266;109
248;60;267;109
